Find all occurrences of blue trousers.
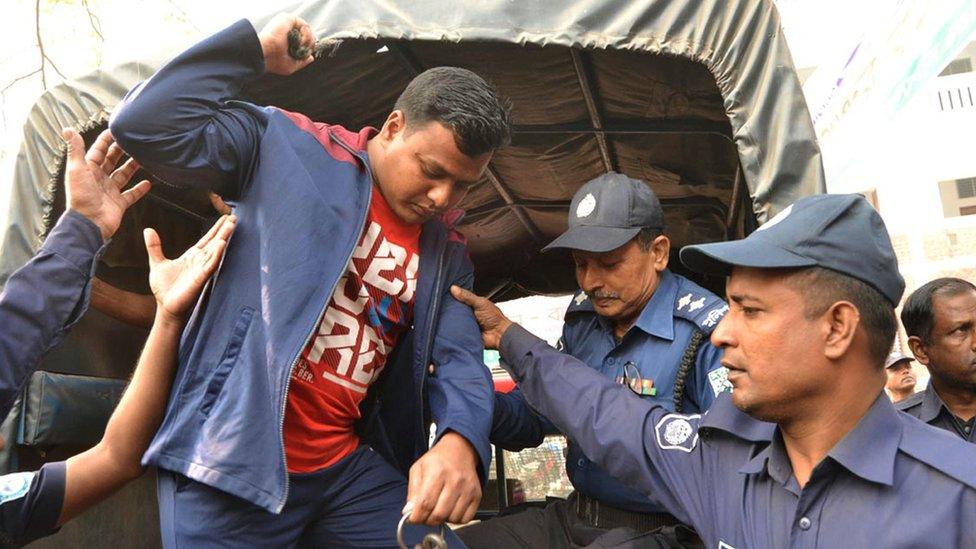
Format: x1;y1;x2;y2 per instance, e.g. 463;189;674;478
157;445;465;548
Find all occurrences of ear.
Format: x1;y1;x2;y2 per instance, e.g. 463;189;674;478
379;110;406;142
651;235;671;271
822;301;859;360
906;335;931;366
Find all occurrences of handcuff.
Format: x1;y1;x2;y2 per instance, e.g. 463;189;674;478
397;513;448;549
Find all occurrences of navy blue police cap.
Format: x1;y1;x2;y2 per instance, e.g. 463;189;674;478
543;172;664;253
679;194;905;306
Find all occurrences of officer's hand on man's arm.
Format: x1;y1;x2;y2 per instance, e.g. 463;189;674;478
57;214;236;526
63;128;151;241
404;431;482;526
449;285;513;350
258;13;315;76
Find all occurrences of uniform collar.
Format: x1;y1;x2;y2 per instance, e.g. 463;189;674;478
738;434;793;486
632;269;678;341
917;380;950;423
825;392;901;486
738;392;901;487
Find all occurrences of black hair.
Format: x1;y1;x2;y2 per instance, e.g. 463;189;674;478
635;227;665;251
394;66;512;157
789;267;898;366
901;277;976;344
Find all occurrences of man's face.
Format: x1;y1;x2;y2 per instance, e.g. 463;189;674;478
711;268;827;422
885;361;916;393
571;236;668;328
913;290;976;392
371;112;491;225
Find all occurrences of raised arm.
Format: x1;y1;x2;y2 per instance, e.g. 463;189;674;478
0;129;149;415
450;285;720;526
108;13;315;196
58;214;236;525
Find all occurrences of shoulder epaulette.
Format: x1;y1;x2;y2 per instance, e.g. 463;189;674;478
672;277;727;334
898;415;976;490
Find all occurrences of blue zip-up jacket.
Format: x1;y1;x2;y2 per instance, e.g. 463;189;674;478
109;20;493;514
0;210;105;417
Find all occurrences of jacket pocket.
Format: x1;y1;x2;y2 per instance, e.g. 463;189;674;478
199;306;254;417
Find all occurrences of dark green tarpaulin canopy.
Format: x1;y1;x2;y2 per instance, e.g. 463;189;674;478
2;0;823;304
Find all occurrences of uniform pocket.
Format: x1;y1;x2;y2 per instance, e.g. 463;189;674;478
199;306;254;417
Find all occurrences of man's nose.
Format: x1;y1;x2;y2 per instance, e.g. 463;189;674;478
711;315;734;348
577;268;600;294
427;181;453;210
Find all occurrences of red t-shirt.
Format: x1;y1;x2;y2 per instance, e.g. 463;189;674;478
283;188;420;473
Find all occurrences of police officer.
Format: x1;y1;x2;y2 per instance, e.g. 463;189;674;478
453;194;976;547
898;277;976;442
883;351;916;403
0;128;235;544
458;173;729;548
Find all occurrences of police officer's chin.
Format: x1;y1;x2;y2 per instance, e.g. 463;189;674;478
728;382;772;420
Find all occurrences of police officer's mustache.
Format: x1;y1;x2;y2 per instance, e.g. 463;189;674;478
587;291;620;300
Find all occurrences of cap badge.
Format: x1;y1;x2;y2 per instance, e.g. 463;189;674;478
756;204;793;232
576;193;596;218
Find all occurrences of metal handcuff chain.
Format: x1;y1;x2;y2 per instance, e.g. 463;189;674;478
397;514;448;549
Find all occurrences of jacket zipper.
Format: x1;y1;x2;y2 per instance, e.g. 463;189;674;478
418;245;447;450
274;132;373;513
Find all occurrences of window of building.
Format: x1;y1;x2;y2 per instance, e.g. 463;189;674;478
940;58;973;77
957;177;976;199
938;177;976;218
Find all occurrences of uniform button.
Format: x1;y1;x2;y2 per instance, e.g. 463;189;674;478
578;458;586;467
606;357;616;365
798;517;812;530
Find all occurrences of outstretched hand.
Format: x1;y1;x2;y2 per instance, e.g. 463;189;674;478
63;128;151;241
259;13;315;75
450;285;514;350
145;215;236;324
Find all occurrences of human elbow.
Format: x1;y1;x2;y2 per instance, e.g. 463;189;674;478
108;101;148;160
98;441;148;483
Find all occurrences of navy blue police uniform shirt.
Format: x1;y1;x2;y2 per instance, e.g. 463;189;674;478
494;269;731;513
0;462;65;546
897;381;976;442
498;325;976;548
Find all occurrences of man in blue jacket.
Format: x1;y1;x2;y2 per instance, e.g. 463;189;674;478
458;173;728;547
110;12;507;547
